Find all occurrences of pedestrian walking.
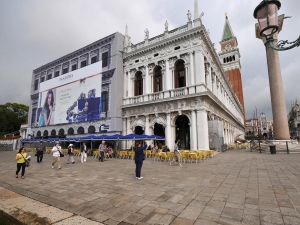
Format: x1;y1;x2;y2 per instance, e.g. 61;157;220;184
52;141;62;169
98;141;106;162
170;140;182;166
15;147;28;179
36;141;45;164
67;144;75;164
134;141;148;179
80;142;87;163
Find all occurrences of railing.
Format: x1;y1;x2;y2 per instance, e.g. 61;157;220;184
149;34;165;45
250;140;300;154
169;25;188;37
124;84;208;105
130;24;189;51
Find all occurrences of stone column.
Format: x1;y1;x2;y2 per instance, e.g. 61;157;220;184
194;50;205;92
165;113;171;148
196;109;209;149
208;65;212;91
122;118;127;149
170;125;176;150
145;115;150;135
145;66;149;94
124;71;127;98
265;39;289;140
127;71;133;98
165;59;170;90
190;110;197;150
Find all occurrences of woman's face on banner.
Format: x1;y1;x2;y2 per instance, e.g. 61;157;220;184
47;93;53;105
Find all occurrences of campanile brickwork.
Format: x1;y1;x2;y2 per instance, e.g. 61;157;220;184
219;16;246;124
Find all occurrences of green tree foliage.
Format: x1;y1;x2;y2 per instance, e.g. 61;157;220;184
0;102;29;135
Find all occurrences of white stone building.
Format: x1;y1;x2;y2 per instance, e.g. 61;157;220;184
121;1;245;150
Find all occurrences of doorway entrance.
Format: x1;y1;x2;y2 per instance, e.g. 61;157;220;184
175;115;190;149
134;126;143;135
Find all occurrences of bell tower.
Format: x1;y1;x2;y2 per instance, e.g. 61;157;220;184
219;14;246;124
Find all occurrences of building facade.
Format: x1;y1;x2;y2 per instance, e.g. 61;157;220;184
288;99;300;139
245;112;273;139
121;1;245;150
27;32;124;138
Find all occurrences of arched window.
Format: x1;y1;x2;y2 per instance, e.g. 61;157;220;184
233;55;235;61
134;71;143;96
226;57;229;63
68;128;74;135
58;129;64;136
229;56;232;62
153;66;162;92
77;127;84;134
88;126;95;134
36;131;41;137
43;130;48;137
174;60;186;88
223;58;226;63
51;129;56;137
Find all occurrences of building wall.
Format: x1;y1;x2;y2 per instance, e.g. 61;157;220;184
122;21;244;149
225;69;245;113
27;32;124;138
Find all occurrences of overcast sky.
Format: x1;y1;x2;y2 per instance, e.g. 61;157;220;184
1;0;299;120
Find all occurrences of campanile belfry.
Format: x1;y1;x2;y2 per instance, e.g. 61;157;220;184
219;14;246;124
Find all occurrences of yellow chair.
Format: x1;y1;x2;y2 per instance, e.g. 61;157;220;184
158;152;168;162
167;152;175;162
145;150;152;158
180;151;190;163
127;151;135;160
93;150;100;159
189;152;200;163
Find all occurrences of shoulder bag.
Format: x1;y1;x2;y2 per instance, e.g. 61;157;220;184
57;147;64;157
21;154;30;167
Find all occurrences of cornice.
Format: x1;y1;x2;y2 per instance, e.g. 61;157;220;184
123;27;202;60
33;34;116;73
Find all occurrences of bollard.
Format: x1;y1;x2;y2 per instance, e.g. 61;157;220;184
286;141;289;154
259;141;261;153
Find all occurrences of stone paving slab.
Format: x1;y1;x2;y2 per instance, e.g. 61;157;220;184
0;186;103;225
1;149;300;224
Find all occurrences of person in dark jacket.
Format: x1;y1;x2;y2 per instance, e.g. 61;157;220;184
134;141;148;179
36;141;45;164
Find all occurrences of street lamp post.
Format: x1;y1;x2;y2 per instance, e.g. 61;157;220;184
254;0;300;140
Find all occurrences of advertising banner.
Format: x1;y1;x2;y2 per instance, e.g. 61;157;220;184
37;61;102;127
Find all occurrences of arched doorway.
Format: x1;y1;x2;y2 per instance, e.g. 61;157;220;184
154;123;165;137
36;131;41;137
68;128;74;135
58;129;65;137
43;130;48;138
51;129;56;137
88;126;95;134
134;126;143;135
175;115;190;149
77;127;84;134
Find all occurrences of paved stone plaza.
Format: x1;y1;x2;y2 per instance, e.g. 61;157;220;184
1;149;300;225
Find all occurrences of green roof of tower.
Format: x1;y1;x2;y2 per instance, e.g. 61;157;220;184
221;16;234;41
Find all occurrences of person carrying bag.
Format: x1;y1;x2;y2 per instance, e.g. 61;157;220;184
52;141;62;169
15;147;29;179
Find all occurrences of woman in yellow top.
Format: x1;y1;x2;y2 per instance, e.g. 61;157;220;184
15;147;27;179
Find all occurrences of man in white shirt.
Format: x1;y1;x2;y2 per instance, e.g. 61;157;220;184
52;141;62;169
80;142;87;163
